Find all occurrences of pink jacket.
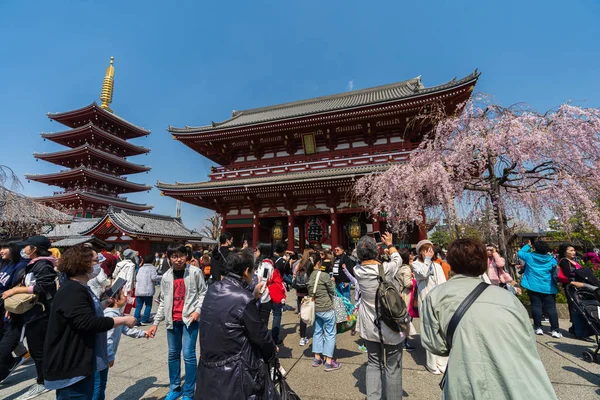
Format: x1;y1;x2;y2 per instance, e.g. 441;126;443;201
487;253;512;284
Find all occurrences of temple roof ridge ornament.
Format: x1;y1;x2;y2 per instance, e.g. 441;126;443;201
100;56;115;113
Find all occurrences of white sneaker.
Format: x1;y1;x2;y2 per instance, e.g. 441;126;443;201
425;365;442;375
534;328;544;335
16;384;49;400
551;330;563;338
299;337;308;346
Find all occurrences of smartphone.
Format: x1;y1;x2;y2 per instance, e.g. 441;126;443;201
373;231;382;245
260;268;269;294
107;278;126;298
262;268;269;279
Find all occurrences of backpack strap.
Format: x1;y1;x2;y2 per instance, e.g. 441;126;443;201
440;282;489;390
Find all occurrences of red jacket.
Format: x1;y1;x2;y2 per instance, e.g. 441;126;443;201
268;269;286;304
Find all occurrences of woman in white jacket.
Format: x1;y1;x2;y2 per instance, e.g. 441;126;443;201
411;239;448;375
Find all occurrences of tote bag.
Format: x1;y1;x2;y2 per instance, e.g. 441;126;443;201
300;271;321;325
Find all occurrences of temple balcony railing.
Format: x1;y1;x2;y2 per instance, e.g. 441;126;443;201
208;146;417;181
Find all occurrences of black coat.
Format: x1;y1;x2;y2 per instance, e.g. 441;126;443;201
43;280;114;381
22;257;57;323
210;246;230;281
196;275;277;400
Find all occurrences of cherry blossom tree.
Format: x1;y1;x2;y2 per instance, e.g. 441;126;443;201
355;95;600;257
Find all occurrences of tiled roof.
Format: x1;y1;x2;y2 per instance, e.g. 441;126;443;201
169;71;479;134
157;164;392;191
48;102;150;137
34;191;153;211
81;206;203;240
41;123;150;155
45;218;101;238
51;235;108;248
25;167;152;192
33;144;151;173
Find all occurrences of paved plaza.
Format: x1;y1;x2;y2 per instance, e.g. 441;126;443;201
1;291;599;400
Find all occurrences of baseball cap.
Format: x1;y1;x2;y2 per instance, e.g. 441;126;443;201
16;236;51;251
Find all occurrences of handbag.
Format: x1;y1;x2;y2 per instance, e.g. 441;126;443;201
439;282;489;390
273;358;301;400
333;295;347;323
300;271;321;325
4;293;39;314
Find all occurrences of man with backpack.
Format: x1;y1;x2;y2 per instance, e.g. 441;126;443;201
354;232;406;400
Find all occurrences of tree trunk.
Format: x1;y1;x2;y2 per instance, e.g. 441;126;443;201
487;158;509;260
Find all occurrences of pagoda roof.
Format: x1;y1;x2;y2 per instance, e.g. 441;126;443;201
25;167;152;193
81;206;203;240
34;191;153;212
157;163;391;192
33;145;151;175
50;235;108;249
41;123;150;156
48;102;150;139
169;70;479;136
45;218;102;239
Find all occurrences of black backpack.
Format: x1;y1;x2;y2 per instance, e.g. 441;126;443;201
375;263;410;333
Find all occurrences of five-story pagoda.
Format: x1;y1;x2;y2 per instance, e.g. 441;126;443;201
26;57;153;218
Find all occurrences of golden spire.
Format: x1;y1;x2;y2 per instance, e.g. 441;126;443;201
100;56;115;113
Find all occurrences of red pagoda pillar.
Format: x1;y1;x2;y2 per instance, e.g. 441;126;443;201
298;220;305;252
252;215;260;249
287;214;295;251
220;213;227;234
330;211;339;249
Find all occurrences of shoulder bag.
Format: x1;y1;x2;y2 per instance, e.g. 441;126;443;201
439;282;489;390
300;271;321;325
4;288;39;315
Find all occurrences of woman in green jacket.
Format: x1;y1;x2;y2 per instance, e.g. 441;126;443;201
307;253;341;372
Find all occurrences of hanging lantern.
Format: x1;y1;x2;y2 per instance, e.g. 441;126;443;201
347;216;362;243
305;216;328;245
272;220;284;241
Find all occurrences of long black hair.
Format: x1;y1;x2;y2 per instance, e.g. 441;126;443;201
0;242;22;264
558;243;574;259
256;242;273;262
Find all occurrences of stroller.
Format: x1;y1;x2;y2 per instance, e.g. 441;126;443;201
565;283;600;363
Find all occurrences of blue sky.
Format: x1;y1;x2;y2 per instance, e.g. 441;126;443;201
1;0;599;230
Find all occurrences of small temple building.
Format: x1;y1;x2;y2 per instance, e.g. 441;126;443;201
26;57;153;218
158;70;480;251
27;57;204;253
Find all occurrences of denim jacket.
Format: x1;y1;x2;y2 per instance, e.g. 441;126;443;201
153;265;207;329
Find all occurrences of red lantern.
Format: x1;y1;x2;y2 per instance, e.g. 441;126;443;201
305;216;328;245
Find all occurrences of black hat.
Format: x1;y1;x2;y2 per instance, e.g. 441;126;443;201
16;236;51;251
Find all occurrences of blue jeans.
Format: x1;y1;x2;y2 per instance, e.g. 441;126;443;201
271;302;283;344
56;374;95;399
92;368;109;400
167;321;199;397
133;296;153;323
529;290;559;332
336;283;351;301
312;310;336;358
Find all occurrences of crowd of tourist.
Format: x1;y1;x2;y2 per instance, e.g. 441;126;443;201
0;230;599;399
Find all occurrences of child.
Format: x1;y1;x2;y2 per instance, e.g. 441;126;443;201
134;254;161;325
341;263;366;352
93;288;149;400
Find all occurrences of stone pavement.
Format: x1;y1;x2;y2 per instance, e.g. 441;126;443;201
1;291;599;399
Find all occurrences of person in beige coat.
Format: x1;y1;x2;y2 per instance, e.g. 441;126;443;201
411;239;448;374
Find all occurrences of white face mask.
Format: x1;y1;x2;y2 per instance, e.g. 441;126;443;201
88;264;102;279
20;249;29;259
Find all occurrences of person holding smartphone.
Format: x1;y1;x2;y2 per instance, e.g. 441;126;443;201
43;245;136;399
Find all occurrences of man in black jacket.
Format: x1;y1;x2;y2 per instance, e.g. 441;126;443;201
333;244;355;301
210;232;233;281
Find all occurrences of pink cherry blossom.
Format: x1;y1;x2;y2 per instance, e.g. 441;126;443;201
355;95;600;255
